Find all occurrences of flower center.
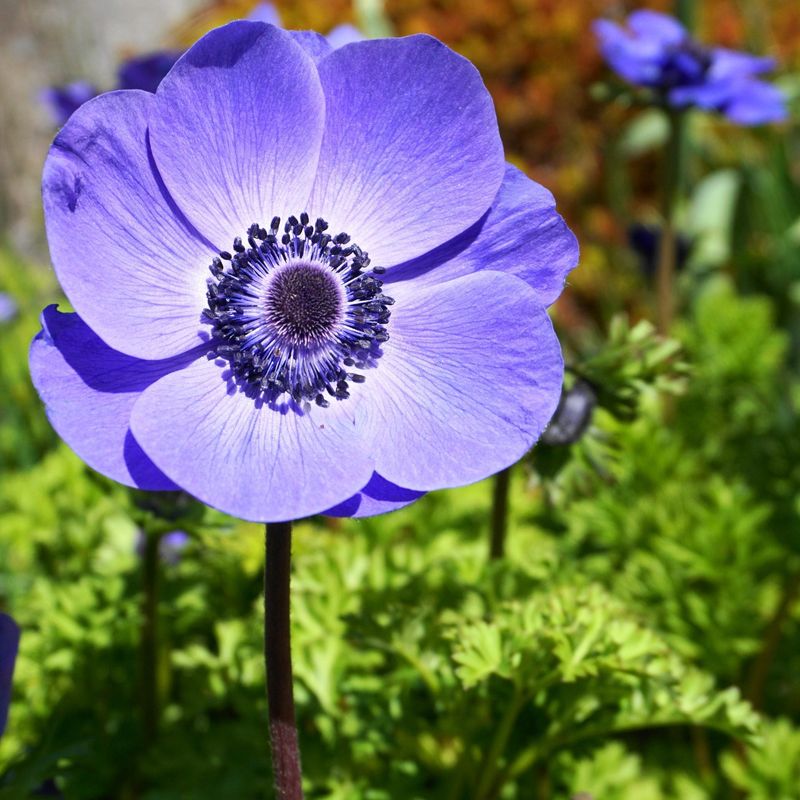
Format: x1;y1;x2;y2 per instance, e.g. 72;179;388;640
266;262;344;345
203;214;393;407
659;40;712;89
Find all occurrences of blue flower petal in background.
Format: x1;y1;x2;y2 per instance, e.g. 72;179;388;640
41;51;178;126
594;10;787;125
135;530;191;564
540;380;597;447
326;23;365;49
117;51;182;93
42;4;366;126
0;292;18;324
247;2;281;26
0;613;20;738
160;531;191;565
628;223;691;279
40;81;98;127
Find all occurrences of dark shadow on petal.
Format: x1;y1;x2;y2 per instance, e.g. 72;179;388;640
41;306;202;394
324;472;425;518
173;21;270;71
145;130;219;252
362;473;425;503
123;430;180;491
324;492;363;517
384;209;488;286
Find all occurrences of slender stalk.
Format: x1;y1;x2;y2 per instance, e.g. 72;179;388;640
746;570;800;709
474;689;527;800
355;0;393;38
675;0;695;28
489;467;511;560
264;521;303;799
140;530;160;741
655;109;688;334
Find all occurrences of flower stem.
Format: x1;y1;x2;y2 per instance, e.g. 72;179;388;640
474;688;527;800
489;467;511;560
675;0;695;28
140;530;160;741
656;109;688;334
264;521;303;799
745;569;800;709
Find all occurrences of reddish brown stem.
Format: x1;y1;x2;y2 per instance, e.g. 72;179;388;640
265;521;303;799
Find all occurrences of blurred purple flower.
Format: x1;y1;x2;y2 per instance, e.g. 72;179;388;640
31;22;576;520
628;223;691;279
594;10;787;125
160;530;191;565
42;52;180;127
135;530;191;565
40;81;98;127
0;613;20;738
248;2;281;26
0;292;18;324
326;24;364;49
250;2;364;48
117;51;183;94
42;5;363;127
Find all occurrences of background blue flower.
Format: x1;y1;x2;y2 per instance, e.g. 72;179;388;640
594;10;787;124
0;613;20;739
40;82;98;127
41;3;363;127
0;292;18;324
116;51;183;95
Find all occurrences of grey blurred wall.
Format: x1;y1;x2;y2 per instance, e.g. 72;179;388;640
0;0;205;258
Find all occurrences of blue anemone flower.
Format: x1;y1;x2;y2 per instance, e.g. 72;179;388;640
594;10;787;125
0;613;20;738
30;22;578;522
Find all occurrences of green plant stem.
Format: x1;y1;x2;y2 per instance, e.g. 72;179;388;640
474;689;527;800
675;0;695;28
656;109;688;335
355;0;393;38
746;570;800;709
489;467;511;560
265;521;303;800
140;530;160;741
504;718;738;784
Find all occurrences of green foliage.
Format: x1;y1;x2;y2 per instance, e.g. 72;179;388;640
574;315;687;421
0;249;58;471
0;428;771;799
3;159;800;798
721;718;800;800
558;742;706;800
0;300;787;798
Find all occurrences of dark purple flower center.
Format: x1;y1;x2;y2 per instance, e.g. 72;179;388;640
204;214;393;407
657;40;712;89
266;262;344;345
